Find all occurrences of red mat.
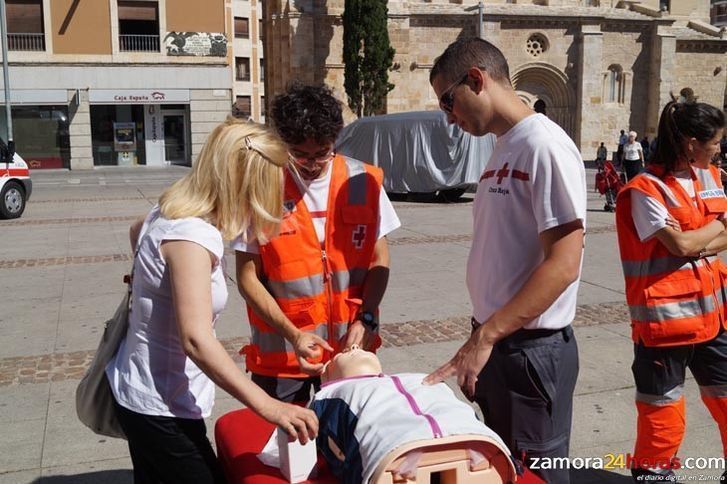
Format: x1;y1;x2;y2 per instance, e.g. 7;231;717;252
215;408;544;483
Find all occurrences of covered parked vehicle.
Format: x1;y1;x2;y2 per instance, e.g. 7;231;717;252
335;111;495;201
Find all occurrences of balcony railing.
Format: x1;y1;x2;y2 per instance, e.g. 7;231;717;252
8;33;45;52
119;34;160;52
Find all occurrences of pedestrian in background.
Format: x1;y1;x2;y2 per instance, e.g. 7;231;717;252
615;101;727;482
640;135;650;161
596;141;608;164
617;129;628;165
106;118;319;484
623;130;644;181
425;37;586;484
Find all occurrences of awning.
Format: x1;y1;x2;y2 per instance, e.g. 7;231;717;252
0;89;68;105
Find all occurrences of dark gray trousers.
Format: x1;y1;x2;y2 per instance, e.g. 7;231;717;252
474;325;579;484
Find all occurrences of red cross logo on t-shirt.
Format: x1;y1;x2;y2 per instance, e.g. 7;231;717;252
496;163;510;184
352;224;367;249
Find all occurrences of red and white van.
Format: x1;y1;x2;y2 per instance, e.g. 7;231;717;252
1;147;32;219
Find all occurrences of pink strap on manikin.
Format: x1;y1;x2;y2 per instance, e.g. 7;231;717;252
389;375;443;438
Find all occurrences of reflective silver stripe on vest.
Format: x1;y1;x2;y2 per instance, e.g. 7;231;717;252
251;323;329;353
335;323;349;341
629;295;715;323
622;256;697;278
331;268;368;292
635;385;684;406
700;384;727;398
267;273;324;299
345;157;368;206
642;173;682;208
695;167;722;192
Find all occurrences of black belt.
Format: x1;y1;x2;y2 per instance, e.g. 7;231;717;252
471;317;573;348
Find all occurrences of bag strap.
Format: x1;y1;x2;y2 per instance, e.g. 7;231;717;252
126;211;158;310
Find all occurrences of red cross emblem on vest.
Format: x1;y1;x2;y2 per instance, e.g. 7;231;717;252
353;224;367;249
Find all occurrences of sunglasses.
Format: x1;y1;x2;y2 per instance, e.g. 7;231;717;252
439;73;469;114
288;151;334;166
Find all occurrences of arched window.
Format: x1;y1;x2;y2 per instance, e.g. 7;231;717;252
604;64;625;104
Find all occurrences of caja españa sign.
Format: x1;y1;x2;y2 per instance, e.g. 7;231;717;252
89;89;190;104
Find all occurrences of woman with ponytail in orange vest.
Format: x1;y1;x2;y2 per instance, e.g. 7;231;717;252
616;101;727;482
233;84;401;403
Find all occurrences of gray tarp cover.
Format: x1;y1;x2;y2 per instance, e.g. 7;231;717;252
335;110;495;193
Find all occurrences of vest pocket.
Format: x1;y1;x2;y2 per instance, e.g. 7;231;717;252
643;278;705;340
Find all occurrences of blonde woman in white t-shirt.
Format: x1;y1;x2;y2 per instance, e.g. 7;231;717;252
106;118;319;484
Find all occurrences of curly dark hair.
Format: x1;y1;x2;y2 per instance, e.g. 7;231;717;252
271;82;344;146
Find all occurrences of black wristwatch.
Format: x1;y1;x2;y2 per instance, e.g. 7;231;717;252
358;310;378;331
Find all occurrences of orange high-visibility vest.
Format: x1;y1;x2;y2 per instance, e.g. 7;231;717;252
615;165;727;347
243;154;384;378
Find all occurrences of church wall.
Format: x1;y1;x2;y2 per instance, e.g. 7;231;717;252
674;49;727;110
600;27;650;141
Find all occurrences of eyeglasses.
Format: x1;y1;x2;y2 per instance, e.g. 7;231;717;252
439;73;469;114
288;151;334;166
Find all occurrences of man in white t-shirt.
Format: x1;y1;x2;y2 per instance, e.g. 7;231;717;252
425;38;586;483
234;83;401;403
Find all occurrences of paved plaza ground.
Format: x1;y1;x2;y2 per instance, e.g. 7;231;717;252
0;166;724;483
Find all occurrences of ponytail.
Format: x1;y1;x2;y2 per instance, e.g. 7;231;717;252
651;100;725;177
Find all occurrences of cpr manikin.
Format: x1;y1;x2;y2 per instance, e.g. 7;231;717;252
311;347;517;484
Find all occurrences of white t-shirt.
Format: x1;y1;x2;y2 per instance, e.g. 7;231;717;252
311;373;510;483
106;206;228;419
467;114;587;330
631;170;699;242
623;142;643;161
232;165;401;253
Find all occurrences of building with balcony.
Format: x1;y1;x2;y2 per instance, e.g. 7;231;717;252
231;0;265;122
264;0;727;153
0;0;234;169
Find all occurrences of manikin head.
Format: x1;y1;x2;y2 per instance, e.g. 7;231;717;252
321;346;383;383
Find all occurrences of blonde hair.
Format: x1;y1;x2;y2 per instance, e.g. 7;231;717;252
159;117;288;242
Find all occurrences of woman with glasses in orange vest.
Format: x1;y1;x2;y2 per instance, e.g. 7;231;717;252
616;100;727;482
233;83;401;403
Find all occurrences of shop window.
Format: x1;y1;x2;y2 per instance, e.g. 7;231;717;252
118;0;160;52
604;64;625;104
0;105;70;169
259;19;264;40
235;17;249;39
90;105;147;166
6;0;45;51
236;57;251;81
259;58;265;82
234;96;252;119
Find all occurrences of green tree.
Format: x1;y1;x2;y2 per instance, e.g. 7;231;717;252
343;0;395;117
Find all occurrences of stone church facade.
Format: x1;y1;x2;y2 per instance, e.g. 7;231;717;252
262;0;726;152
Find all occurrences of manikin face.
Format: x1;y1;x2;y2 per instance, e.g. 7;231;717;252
321;346;383;383
688;129;724;169
288;138;334;181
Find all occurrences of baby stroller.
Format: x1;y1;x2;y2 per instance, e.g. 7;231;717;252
595;160;624;212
